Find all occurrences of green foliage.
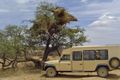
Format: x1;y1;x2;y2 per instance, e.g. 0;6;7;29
50;26;88;48
0;25;27;58
30;2;88;49
31;2;55;36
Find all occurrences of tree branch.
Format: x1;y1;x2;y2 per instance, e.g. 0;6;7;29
0;61;3;64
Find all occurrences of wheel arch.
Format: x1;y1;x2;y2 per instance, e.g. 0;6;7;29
109;57;120;61
95;65;110;71
44;64;56;71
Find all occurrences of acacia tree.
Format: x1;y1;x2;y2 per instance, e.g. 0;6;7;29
30;2;87;61
0;25;27;69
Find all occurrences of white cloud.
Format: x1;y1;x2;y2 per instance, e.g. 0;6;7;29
43;0;58;3
15;0;58;4
19;9;33;12
70;0;120;18
0;9;9;13
81;0;88;3
15;0;30;4
89;13;117;27
86;0;120;15
85;13;120;45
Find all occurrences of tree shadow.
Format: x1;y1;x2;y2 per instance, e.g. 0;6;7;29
56;74;97;78
42;73;120;79
107;74;120;80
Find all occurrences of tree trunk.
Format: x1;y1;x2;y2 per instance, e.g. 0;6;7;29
56;48;61;56
12;53;18;69
42;36;51;61
2;53;6;70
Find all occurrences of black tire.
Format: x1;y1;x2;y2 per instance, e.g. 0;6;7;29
46;67;57;77
97;67;108;78
109;57;120;69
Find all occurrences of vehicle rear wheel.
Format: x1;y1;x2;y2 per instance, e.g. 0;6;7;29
46;67;57;77
109;58;120;69
97;67;108;78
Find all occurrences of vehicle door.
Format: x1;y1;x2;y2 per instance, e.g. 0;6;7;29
58;54;72;71
72;51;83;71
83;50;96;71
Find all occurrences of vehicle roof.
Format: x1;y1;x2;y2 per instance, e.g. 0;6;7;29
62;45;120;54
72;44;120;47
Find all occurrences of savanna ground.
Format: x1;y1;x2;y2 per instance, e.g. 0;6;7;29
0;62;120;80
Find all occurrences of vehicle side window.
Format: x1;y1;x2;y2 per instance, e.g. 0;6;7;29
96;50;108;60
83;50;96;60
61;55;70;61
72;51;82;61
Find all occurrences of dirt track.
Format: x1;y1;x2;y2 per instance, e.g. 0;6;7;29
0;69;120;80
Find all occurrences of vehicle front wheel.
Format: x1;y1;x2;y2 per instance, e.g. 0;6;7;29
97;67;108;78
46;67;57;77
109;58;120;69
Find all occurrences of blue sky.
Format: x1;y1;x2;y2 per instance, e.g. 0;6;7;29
0;0;120;45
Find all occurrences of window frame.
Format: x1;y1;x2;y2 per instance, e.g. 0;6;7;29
60;54;71;61
96;49;108;60
83;49;108;60
83;50;96;60
72;51;82;61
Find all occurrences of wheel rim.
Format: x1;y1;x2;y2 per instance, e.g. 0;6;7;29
46;68;56;77
111;59;119;68
98;67;108;77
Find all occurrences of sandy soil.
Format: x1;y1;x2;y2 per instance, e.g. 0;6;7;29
0;62;120;80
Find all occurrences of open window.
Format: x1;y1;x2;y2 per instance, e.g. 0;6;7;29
83;50;96;60
96;50;108;60
60;54;70;61
83;50;108;60
72;51;82;61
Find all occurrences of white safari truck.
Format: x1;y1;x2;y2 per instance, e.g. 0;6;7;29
43;45;120;78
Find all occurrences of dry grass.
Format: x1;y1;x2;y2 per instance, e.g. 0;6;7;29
0;62;44;80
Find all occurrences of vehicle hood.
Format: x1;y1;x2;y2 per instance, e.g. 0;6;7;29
45;60;59;64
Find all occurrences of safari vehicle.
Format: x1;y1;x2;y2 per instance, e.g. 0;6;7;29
44;45;120;78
